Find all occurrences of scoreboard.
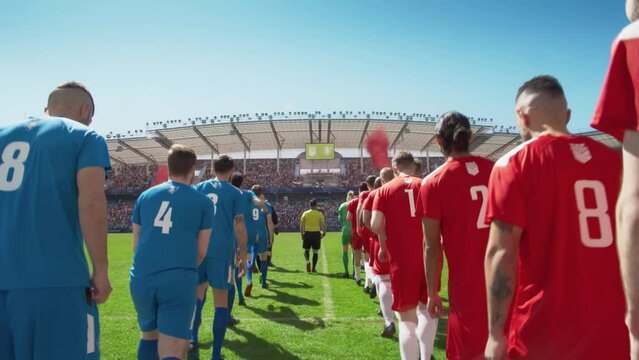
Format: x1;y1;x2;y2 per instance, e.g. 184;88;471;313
305;143;335;160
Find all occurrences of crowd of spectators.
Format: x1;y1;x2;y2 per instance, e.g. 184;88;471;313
106;156;446;232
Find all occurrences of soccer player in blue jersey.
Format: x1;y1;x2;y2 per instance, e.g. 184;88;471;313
130;145;213;360
247;185;274;290
230;173;256;302
190;155;248;360
0;82;110;359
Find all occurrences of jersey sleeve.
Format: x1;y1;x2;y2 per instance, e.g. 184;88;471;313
233;189;243;217
78;130;111;171
372;190;385;213
199;196;214;230
131;196;142;225
591;37;639;141
486;159;526;228
419;177;442;220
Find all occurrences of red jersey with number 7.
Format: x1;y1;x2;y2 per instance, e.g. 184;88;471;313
486;134;628;359
419;156;494;360
372;174;423;272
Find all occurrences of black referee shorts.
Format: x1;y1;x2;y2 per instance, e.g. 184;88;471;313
302;231;322;250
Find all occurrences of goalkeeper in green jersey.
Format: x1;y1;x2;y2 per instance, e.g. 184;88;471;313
337;191;356;277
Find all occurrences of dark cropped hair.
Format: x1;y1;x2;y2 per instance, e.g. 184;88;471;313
374;177;382;189
366;175;376;187
213;155;235;174
230;172;244;188
359;182;368;192
392;151;414;172
167;144;197;177
309;199;318;208
436;111;472;156
516;75;565;101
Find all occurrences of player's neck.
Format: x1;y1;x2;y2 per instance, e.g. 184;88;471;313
447;150;471;159
168;176;192;186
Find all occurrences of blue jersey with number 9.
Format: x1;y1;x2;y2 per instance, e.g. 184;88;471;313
0;117;110;289
130;181;214;287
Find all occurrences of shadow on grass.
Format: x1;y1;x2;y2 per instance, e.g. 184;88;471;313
313;271;350;280
258;287;321;307
267;278;312;290
434;314;449;352
245;303;326;331
225;326;302;360
269;265;303;274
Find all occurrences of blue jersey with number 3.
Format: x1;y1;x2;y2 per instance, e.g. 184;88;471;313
0;117;110;289
194;179;243;260
130;181;214;287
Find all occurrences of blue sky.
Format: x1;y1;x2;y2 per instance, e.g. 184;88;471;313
0;0;629;136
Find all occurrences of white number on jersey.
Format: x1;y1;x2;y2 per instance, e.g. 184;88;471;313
153;201;173;234
404;189;417;218
207;193;219;216
470;185;489;229
574;180;613;248
0;142;30;191
252;208;260;221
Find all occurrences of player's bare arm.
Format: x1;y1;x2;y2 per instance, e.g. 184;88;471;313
132;223;141;251
321;217;326;238
423;217;444;318
253;196;268;213
618;131;639;353
362;209;372;230
78;166;112;305
196;229;212;266
484;219;521;360
356;202;364;236
371;210;388;262
234;214;248;277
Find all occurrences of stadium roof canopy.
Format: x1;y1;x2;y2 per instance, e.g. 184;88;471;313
105;111;618;165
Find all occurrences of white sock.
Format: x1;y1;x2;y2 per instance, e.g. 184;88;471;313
378;277;394;326
416;307;438;360
398;320;419;360
364;264;372;288
354;263;361;281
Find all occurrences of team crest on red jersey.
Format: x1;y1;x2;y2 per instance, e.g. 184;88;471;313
465;161;479;176
570;143;592;164
403;176;413;184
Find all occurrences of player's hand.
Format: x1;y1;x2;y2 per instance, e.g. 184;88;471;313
236;258;247;278
91;271;112;305
378;247;388;263
484;334;507;360
321;232;326;238
427;293;444;318
356;229;362;237
626;311;639;360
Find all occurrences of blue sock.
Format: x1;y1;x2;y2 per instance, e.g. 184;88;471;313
137;339;158;360
235;268;244;302
246;255;254;285
190;294;206;345
212;307;229;360
228;284;236;321
261;258;269;287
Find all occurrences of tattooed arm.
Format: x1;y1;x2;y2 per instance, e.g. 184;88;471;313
234;214;248;277
484;219;522;360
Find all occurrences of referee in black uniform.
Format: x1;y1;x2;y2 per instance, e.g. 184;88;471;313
300;199;326;273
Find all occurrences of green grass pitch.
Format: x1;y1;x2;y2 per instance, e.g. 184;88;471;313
99;232;449;359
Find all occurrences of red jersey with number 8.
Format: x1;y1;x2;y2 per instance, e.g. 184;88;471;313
486;134;628;359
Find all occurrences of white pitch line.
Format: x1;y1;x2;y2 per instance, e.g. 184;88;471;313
319;245;335;320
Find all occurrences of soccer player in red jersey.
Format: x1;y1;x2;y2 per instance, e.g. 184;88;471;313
372;152;437;360
484;76;628;359
591;1;639;356
363;168;396;338
357;175;376;294
419;111;493;360
348;182;368;284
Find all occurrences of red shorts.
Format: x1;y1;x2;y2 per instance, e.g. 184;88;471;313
350;231;364;251
389;264;428;312
370;240;390;275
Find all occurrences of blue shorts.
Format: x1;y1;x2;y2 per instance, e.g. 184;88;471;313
130;282;197;340
198;257;233;290
0;287;100;360
254;231;269;254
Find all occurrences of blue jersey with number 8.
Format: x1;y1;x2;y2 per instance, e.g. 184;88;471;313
0;116;110;289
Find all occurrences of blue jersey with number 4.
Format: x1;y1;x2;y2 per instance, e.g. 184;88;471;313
0;117;110;289
194;178;243;260
130;181;214;287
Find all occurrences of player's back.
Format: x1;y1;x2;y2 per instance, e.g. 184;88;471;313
420;156;493;359
130;181;213;287
240;190;257;238
194;178;241;260
0;116;109;289
374;175;422;271
490;134;628;359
